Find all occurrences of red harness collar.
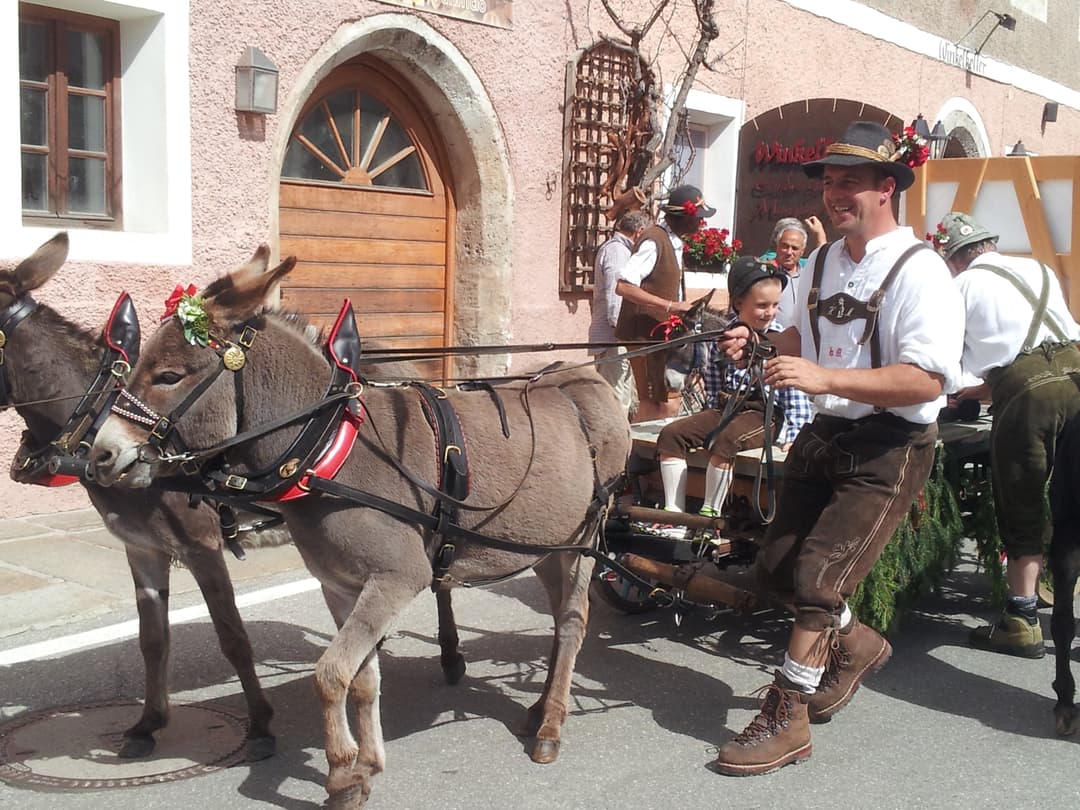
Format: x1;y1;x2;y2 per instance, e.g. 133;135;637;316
272;408;364;502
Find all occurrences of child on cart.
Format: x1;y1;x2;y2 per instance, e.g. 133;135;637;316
644;255;813;539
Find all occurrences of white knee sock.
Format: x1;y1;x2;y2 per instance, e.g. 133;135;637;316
659;458;688;512
703;463;734;514
781;652;824;694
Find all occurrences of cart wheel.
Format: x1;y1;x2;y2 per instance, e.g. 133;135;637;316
1036;570;1080;608
591;565;659;614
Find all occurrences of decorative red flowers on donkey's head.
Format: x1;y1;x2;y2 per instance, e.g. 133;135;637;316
162;284;197;322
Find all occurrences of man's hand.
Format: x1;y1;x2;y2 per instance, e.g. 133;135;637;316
805;215;827;248
764;354;831;396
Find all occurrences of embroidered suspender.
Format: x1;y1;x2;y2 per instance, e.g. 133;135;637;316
968;261;1068;351
807;241;928;369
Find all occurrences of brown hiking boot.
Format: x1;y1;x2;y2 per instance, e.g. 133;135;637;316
808;618;892;724
712;673;811;776
969;612;1045;659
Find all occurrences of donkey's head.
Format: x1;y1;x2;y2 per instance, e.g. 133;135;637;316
89;246;296;488
663;289;720;393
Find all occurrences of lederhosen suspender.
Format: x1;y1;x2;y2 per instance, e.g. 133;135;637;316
968;261;1069;351
807;241;929;369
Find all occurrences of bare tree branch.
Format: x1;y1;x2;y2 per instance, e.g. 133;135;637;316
599;0;674;46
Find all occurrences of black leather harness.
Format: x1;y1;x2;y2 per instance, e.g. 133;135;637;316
11;293;140;485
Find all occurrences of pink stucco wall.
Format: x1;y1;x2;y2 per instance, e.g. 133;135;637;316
3;0;1080;518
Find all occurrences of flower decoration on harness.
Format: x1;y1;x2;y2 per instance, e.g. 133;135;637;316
926;222;950;253
892;126;930;169
162;284;210;347
650;314;686;341
683;227;741;267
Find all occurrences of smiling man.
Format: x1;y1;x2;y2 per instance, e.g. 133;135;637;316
711;120;964;776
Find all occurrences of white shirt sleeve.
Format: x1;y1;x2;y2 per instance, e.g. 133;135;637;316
618;239;658;287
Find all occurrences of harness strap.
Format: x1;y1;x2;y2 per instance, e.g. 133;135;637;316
809;241;928;369
0;294;40;407
969;261;1068;350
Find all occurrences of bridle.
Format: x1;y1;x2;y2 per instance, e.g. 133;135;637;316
8;292;139;485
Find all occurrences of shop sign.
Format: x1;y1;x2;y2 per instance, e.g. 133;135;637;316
734;98;902;256
938;41;987;77
374;0;513;29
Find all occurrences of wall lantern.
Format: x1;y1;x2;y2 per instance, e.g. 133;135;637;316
910;114;948;160
1007;140;1034;157
235;47;278;114
956;10;1017;55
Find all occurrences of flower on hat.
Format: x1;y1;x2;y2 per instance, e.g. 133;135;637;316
681;200;699;217
683;226;741;266
893;126;930;169
926;222;950;253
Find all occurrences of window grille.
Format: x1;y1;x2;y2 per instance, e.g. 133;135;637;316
560;42;654;293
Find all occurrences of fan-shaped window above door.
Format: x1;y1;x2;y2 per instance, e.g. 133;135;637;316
281;89;429;191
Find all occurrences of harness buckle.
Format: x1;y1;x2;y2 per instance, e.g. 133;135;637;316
180;458;202;476
444;444;462;463
345;381;364;398
238;326;258;348
224;474;249;490
150;417;171;440
110;359;131;378
296;469;316;492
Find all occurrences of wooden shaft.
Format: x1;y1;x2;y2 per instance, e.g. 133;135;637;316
618;504;726;531
621;554;758;611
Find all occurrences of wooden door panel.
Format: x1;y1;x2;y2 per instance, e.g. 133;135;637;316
280;236;445;265
280;183;443;215
282;288;445;315
283;262;446;289
305;311;446;338
281;209;446;242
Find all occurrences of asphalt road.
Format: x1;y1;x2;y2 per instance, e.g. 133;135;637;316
2;544;1079;810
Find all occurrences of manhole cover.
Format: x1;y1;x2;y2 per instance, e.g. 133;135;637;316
0;701;248;791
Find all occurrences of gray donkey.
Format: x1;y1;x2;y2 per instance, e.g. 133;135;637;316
89;247;631;808
0;234;281;760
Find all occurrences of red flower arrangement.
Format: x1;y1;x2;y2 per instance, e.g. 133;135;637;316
925;222;950;253
162;283;197;322
683;226;741;268
893;126;930;169
681;200;699;217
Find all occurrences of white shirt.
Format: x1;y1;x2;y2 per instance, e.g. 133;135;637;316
617;222;684;295
796;227;964;424
774;265;802;329
954;251;1080;379
588;231;633;352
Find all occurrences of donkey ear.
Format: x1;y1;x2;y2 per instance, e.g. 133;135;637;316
13;232;69;294
205;250;297;325
685;289;715;319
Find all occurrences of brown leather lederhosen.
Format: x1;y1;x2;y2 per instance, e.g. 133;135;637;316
615;224;684;404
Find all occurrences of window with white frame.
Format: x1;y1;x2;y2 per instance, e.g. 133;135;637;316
20;3;121;226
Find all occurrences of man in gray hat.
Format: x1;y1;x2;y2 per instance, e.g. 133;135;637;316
711;120;964;776
615;184;715;421
934;210;1080;658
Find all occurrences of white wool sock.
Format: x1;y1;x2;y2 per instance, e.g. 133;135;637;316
659;457;688;512
703;463;734;514
781;652;824;694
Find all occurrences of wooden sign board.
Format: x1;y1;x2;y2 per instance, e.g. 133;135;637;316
905;155;1080;316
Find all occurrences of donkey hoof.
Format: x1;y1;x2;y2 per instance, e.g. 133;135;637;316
246;734;277;762
530;737;561;764
1054;705;1079;736
441;654;466;685
118;734;156;759
326;783;371;810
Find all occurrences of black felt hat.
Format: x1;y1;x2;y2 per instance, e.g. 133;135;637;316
803;120;915;192
728;255;788;302
660;185;717;219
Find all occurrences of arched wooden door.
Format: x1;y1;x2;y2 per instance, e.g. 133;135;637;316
279;60;453;379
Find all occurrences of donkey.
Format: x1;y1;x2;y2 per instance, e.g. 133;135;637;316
88;248;631;808
1;234;283;760
1048;409;1080;736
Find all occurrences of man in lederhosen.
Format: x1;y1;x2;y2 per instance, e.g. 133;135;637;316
711;121;964;775
934;211;1080;658
615;185;714;422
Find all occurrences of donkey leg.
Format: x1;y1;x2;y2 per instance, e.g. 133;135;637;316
524;551;596;764
119;545;172;758
317;576;423;808
1049;529;1080;736
184;545;276;760
435;587;466;685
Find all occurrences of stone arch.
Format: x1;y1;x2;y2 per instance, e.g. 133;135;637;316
270;13;513;376
935;98;991;157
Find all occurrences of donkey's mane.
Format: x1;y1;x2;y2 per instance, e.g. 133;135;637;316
34;302;101;348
